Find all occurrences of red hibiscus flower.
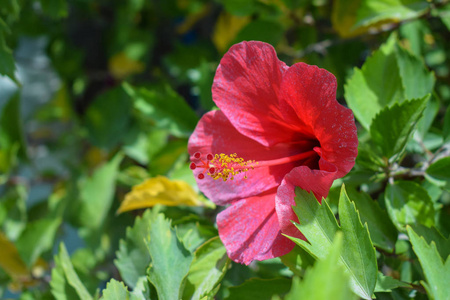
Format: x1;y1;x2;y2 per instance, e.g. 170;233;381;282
188;41;358;265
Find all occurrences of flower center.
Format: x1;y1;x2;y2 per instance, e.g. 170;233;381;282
190;150;317;181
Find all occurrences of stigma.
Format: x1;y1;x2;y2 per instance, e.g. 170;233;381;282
190;152;256;181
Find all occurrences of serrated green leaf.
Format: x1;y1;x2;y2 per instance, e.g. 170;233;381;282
407;226;450;300
385;181;435;231
370;96;428;160
51;243;93;300
16;218;61;267
286;185;377;299
345;38;404;129
394;43;435;100
374;272;411;292
114;209;154;289
183;237;229;300
146;214;193;300
225;278;291;300
354;0;429;29
283;233;356;300
102;279;129;300
410;224;450;260
123;82;198;138
347;188;397;252
77;153;123;229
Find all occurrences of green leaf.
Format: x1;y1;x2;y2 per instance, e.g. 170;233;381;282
77;153;123;229
146;214;193;300
114;209;154;288
84;86;133;149
38;0;68;18
426;157;450;183
124;82;198;138
101;279;129;300
394;43;435;101
443;105;450;143
283;232;356;300
409;224;450;260
347;188;397;252
225;278;291;300
280;245;315;277
385;181;435;231
370;96;428;160
407;226;450;300
355;0;429;28
50;243;93;300
183;237;230;300
286;185;377;299
16;218;61;267
345;38;404;129
0;33;16;81
233;20;284;47
0;93;27;162
374;272;410;292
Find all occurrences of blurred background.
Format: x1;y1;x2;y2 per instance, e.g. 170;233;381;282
0;0;449;299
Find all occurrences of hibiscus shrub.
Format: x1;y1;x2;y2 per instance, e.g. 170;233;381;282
0;1;449;300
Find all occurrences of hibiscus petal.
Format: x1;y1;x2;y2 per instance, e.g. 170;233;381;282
275;158;338;240
217;189;294;265
212;41;298;147
279;62;358;177
188;110;315;205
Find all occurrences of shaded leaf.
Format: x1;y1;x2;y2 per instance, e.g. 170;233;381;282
370;96;428;160
374;272;410;292
124;83;198;138
225;278;291;300
385;181;435;231
426;157;450;183
146;214;193;300
117;176;203;214
347;188;397;252
286;185;377;299
38;0;68;18
183;237;230;300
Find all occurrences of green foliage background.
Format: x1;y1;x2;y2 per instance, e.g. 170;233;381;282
0;0;449;299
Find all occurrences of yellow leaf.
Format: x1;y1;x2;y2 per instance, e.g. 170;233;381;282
213;12;250;53
117;176;203;214
0;232;30;281
108;52;145;79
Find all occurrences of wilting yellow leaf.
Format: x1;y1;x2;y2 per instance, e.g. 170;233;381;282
117;176;203;214
0;231;32;286
213;12;250;53
108;52;145;79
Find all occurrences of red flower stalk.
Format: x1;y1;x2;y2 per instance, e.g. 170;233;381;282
188;41;358;265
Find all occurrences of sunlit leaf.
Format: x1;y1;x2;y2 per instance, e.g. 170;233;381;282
286;185;377;299
50;243;93;300
146;214;193;300
117;176;203;214
407;226;450;300
282;233;356;300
